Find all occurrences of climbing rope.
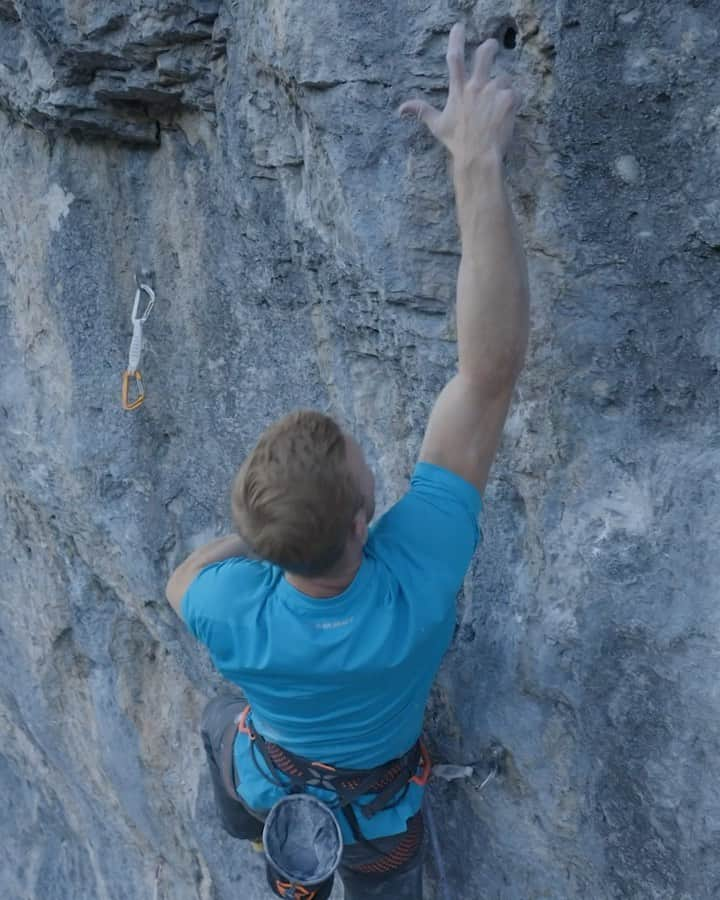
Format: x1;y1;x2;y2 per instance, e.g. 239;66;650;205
121;280;156;410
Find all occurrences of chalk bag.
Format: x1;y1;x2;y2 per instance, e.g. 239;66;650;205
263;793;344;900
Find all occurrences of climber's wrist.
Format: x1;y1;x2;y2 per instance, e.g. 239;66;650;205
453;154;506;238
452;149;504;198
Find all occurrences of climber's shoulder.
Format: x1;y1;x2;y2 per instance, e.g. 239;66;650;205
367;461;481;596
180;556;275;634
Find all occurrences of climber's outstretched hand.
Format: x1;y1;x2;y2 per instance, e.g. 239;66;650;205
399;24;517;171
400;23;528;494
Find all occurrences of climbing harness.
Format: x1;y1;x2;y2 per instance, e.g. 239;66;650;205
238;706;430;872
121;279;156;410
237;706;502;897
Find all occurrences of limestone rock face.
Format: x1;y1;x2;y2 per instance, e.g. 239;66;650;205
1;2;718;898
0;0;225;144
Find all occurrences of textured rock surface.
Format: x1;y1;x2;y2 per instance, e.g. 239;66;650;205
1;1;719;898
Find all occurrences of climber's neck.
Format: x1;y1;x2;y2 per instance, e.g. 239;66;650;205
284;548;363;599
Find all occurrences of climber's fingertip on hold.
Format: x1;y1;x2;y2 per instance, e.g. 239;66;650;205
398;99;440;134
398;99;419;117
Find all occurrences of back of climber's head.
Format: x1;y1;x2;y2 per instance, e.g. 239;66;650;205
231;410;375;576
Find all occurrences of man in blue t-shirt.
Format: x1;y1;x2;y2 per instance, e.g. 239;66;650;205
166;25;529;900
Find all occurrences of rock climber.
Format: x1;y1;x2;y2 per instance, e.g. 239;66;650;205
166;24;529;900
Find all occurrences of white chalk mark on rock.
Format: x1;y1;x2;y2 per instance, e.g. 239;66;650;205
45;183;75;231
614;155;640;184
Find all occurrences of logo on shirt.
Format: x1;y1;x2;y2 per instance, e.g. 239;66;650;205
314;617;354;630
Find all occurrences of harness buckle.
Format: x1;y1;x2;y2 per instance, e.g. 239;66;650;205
121;369;145;410
410;741;432;787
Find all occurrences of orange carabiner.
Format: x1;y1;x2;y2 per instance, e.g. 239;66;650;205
237;705;255;740
122;369;145;410
410;741;432;787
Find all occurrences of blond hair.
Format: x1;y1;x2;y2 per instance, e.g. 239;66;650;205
231;410;361;575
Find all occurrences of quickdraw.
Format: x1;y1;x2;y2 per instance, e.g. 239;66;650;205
121;279;156;410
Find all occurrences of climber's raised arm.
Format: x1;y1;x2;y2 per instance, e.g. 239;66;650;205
400;26;529;492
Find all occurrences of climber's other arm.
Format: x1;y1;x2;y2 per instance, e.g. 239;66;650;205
165;534;252;615
400;27;529;493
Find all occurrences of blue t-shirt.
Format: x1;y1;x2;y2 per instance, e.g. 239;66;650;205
182;462;481;841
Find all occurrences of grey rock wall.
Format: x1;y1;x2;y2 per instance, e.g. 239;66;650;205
1;1;719;898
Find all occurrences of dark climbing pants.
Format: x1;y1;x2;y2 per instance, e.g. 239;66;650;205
200;695;424;900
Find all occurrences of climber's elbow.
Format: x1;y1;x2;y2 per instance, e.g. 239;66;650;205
165;562;195;616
